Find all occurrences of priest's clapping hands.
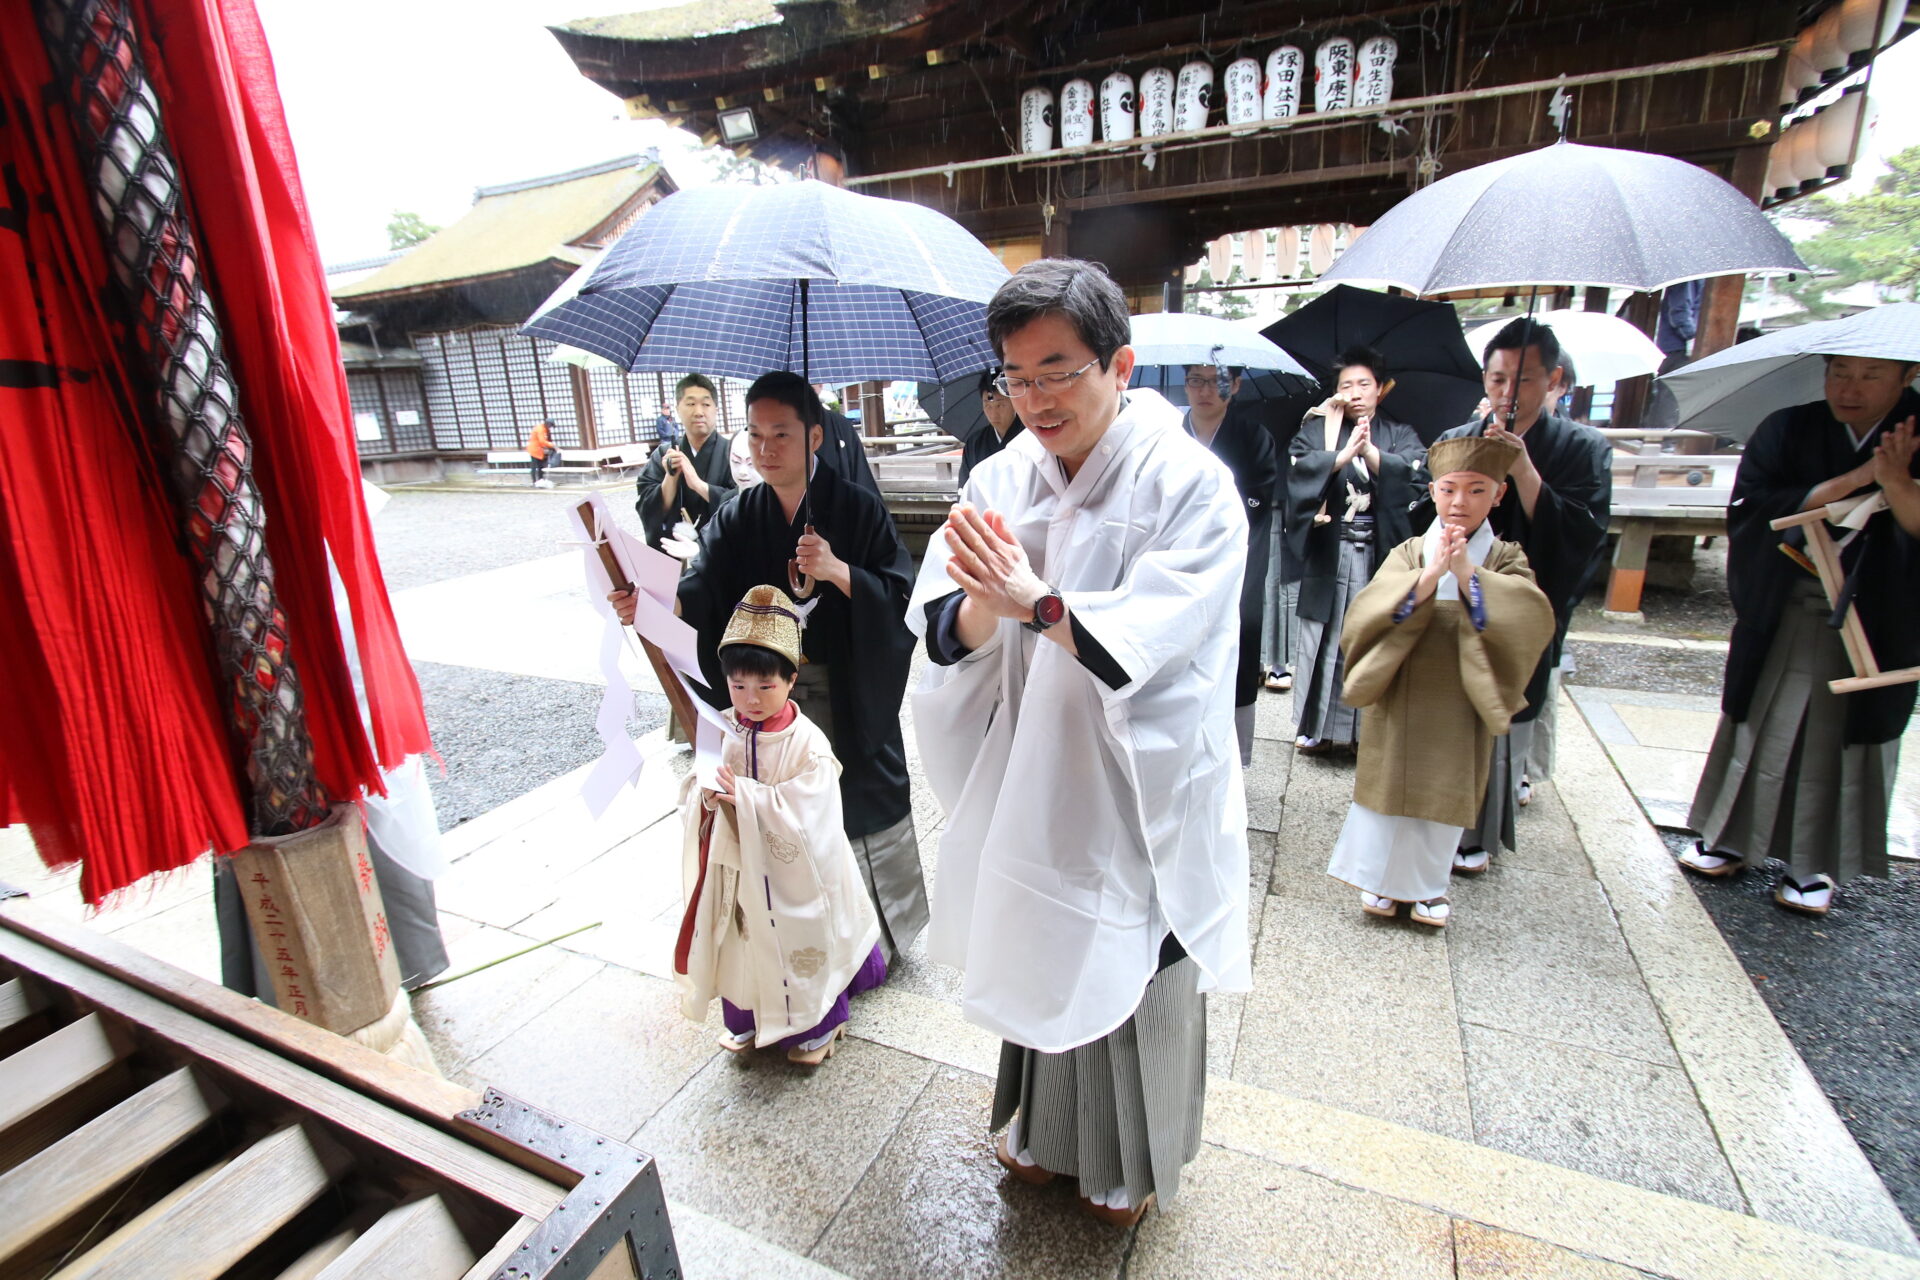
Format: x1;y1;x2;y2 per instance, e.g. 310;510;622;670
1871;416;1920;538
944;504;1077;653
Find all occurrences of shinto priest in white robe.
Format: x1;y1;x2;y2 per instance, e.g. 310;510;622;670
674;706;881;1048
907;397;1253;1054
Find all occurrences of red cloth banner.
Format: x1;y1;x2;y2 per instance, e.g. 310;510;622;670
1;0;430;902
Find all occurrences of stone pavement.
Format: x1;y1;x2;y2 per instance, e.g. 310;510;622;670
1561;641;1920;859
6;665;1919;1278
5;533;1919;1278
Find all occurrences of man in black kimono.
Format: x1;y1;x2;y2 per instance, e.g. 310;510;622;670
1427;319;1612;872
960;369;1025;486
635;373;735;550
1683;358;1919;916
646;371;930;959
1284;346;1425;754
1183;363;1278;765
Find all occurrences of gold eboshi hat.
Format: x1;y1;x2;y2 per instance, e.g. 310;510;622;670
1426;435;1522;482
719;585;804;668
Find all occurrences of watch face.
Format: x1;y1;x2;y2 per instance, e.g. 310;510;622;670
1034;593;1066;626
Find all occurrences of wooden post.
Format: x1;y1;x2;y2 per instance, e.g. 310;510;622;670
860;381;887;438
1609;292;1661;428
1604;522;1654;621
1693;145;1772;362
568;365;600;450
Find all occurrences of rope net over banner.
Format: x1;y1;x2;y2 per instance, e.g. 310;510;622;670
36;0;330;837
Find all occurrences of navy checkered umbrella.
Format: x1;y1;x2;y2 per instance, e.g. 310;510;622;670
524;180;1009;384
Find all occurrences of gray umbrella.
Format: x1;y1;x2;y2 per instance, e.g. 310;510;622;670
1659;303;1920;441
1320;141;1806;296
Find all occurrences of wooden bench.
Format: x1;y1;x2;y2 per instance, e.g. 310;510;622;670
1602;436;1740;620
869;435;964;500
479;445;650;481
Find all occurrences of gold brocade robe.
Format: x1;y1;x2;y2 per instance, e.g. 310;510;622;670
1340;537;1556;829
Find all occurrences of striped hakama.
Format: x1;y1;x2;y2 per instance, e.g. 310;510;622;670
989;953;1207;1208
1293;531;1371;744
1458;729;1525;857
1690;580;1900;882
1260;519;1300;677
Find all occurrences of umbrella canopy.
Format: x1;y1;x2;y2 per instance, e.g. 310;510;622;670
1466;308;1664;388
917;370;995;441
1125;311;1315;404
1262;285;1485;441
1659;303;1920;441
1319;141;1806;296
526;179;1009;383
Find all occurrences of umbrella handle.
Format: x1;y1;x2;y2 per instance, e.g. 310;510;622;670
788;522;818;600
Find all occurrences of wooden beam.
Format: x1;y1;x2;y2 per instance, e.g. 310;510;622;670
55;1124;351;1280
1064;159;1407;212
0;1067;226;1268
312;1196;477;1279
0;1011;129;1172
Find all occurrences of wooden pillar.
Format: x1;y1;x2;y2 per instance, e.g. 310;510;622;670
568;365;599;450
1042;209;1072;260
1609;292;1660;428
1163;268;1185;314
1582;287;1609;313
859;381;886;439
1693;145;1773;362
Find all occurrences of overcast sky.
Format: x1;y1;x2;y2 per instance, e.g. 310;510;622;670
254;0;1920;266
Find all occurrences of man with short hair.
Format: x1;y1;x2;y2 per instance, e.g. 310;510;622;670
1426;319;1612;871
635;374;734;550
1683;356;1920;916
623;371;929;959
959;369;1024;485
908;258;1251;1226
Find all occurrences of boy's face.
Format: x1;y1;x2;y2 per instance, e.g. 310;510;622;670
1429;470;1505;533
726;667;797;723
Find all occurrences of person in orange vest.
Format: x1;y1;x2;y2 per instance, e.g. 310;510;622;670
528;420;559;487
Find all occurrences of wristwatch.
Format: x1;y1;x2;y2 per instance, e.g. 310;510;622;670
1023;586;1066;633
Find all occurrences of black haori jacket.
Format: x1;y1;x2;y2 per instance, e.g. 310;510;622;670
1723;389;1920;745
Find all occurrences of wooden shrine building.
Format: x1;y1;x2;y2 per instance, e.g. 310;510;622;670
547;0;1910;364
329;154;742;481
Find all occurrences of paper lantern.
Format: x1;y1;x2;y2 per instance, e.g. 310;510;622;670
1263;45;1306;119
1225;57;1262;127
1810;6;1847;77
1815;89;1866;172
1208;235;1233;280
1019;87;1054;154
1308;223;1337;274
1839;0;1907;57
1060;79;1095;148
1355;35;1398;107
1782;30;1821;111
1275;226;1301;276
1315;38;1356;113
1140;67;1176;138
1175;61;1214;132
1100;72;1137;143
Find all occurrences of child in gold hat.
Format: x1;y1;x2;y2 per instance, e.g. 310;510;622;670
672;585;884;1064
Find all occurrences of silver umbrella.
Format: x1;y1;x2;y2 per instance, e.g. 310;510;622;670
1320;141;1805;295
1659;303;1920;441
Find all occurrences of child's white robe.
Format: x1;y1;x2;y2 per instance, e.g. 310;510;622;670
675;708;881;1047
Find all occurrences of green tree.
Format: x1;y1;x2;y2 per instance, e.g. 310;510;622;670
386;210;439;249
1189;265;1255;321
1772;145;1920;319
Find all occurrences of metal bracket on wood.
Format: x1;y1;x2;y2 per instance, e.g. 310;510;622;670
459;1087;681;1280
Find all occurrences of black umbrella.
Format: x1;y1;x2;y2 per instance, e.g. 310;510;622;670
916;372;994;443
1261;286;1484;442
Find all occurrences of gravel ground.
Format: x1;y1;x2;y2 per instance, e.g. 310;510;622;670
1660;830;1920;1225
414;660;666;833
371;486;639;591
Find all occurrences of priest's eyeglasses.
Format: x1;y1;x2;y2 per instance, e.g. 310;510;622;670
995;357;1100;398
